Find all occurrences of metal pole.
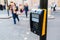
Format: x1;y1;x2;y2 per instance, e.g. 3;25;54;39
40;0;48;40
40;0;48;9
7;0;9;16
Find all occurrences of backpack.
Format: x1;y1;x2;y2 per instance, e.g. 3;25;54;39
15;6;18;11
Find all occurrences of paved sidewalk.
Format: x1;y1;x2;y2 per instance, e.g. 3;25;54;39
47;10;60;40
0;10;39;40
0;10;30;19
0;14;39;40
0;10;12;19
0;9;60;40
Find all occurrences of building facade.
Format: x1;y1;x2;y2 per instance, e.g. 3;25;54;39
0;0;40;9
0;0;60;9
48;0;60;7
0;0;4;5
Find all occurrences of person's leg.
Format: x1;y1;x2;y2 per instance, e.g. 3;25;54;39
53;7;54;11
53;7;55;11
13;14;16;24
16;15;20;22
13;18;16;24
25;11;28;17
54;7;56;11
54;7;55;11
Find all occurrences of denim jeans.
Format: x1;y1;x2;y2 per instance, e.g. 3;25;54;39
12;13;19;24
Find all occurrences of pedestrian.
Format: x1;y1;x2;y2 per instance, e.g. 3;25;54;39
51;2;56;11
24;3;29;18
10;2;20;24
19;4;24;13
53;4;56;11
0;4;3;10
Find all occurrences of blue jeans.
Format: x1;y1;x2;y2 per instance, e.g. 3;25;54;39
12;13;19;24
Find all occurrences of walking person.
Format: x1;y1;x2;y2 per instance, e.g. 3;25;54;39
10;2;20;24
19;4;24;13
24;3;29;18
51;2;56;11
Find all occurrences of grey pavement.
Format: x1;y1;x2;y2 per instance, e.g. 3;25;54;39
0;10;60;40
47;10;60;40
0;10;12;19
0;10;39;40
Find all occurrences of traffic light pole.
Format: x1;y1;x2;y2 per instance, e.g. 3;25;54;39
40;0;48;9
40;0;48;40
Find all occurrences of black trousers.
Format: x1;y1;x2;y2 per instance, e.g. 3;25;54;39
53;7;56;11
25;11;28;17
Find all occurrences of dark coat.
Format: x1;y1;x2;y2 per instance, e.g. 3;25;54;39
24;6;28;11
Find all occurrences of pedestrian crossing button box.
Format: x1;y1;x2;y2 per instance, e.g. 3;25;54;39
30;9;44;35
